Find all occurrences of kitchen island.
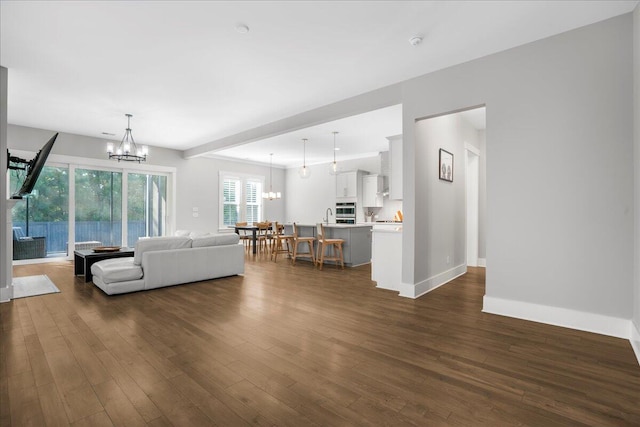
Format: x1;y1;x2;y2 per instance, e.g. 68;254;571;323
284;223;372;267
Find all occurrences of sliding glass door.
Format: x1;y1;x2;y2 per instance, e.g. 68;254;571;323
10;165;69;259
75;168;122;247
127;173;167;247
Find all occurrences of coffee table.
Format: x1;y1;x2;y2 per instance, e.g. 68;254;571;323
74;248;134;282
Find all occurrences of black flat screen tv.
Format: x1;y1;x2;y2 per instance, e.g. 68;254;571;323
11;133;58;199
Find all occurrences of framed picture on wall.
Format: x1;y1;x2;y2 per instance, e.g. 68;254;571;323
439;149;454;182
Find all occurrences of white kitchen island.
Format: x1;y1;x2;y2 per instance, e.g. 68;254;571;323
371;225;403;291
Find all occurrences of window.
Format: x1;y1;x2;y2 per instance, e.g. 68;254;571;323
127;173;168;247
245;179;262;224
220;173;263;228
10;165;69;259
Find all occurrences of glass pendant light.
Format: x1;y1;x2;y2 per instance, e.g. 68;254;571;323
329;131;339;175
298;138;311;179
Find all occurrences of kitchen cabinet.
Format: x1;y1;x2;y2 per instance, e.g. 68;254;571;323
371;226;402;291
363;174;383;207
336;171;358;199
324;225;372;266
388;135;402;200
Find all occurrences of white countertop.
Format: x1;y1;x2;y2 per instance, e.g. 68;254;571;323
291;223;374;228
371;227;403;233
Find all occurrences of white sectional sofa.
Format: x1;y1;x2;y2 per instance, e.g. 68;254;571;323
91;233;244;295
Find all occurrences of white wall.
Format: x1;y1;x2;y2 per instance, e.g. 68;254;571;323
414;113;481;289
6;124;285;234
285;154;403;224
402;14;634;334
0;67;9;300
632;4;640;355
478;130;487;261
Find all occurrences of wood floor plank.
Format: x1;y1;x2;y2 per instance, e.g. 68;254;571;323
36;381;70;427
93;379;147;427
2;260;639;427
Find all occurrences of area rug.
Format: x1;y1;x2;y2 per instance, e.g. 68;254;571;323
12;275;60;299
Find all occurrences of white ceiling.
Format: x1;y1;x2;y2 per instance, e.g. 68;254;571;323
1;1;636;164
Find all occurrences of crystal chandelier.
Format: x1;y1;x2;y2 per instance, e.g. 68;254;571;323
107;114;148;162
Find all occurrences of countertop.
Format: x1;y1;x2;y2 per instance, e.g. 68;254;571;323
371;227;403;233
290;223;374;228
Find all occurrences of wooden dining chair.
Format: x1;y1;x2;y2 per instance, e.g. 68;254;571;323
291;222;315;265
271;222;293;262
316;223;344;270
235;222;251;254
256;222;271;254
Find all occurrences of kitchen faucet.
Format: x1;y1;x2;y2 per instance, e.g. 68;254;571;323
324;208;333;224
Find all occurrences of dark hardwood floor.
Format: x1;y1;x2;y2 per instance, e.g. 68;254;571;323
1;255;639;426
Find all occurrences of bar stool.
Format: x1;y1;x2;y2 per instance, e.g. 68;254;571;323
315;223;344;270
271;222;293;262
291;222;315;265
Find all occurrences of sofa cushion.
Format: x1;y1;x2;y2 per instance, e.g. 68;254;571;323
174;230;191;237
189;231;210;238
191;233;240;248
134;236;192;265
91;258;143;284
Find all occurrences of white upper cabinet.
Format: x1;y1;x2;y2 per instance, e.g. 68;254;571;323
336;171;358;199
363;174;383;207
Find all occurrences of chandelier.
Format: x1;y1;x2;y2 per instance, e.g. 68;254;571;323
262;153;282;200
107;114;148;162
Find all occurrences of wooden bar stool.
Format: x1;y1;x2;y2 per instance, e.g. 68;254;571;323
271;222;293;262
291;223;315;265
315;223;344;270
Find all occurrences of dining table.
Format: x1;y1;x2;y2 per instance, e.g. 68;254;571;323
233;224;271;255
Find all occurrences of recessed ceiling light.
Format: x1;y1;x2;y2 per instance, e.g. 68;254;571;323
409;36;423;46
236;23;250;34
334;147;340;151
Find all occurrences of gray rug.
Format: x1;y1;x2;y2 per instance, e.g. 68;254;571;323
13;275;60;299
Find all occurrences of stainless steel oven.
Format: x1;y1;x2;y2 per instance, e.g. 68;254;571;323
336;202;356;224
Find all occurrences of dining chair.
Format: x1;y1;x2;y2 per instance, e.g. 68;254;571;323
316;223;344;270
235;222;251;254
256;222;271;254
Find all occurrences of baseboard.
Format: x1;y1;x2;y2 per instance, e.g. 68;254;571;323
483;296;631;339
631;321;640;366
477;258;486;267
0;285;13;303
398;264;467;299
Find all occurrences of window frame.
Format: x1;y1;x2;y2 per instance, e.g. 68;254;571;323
218;171;264;231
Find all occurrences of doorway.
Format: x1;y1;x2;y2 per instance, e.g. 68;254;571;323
466;145;480;267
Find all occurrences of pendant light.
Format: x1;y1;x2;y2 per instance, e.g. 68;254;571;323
329;131;339;175
262;153;282;200
298;138;311;179
106;114;148;163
